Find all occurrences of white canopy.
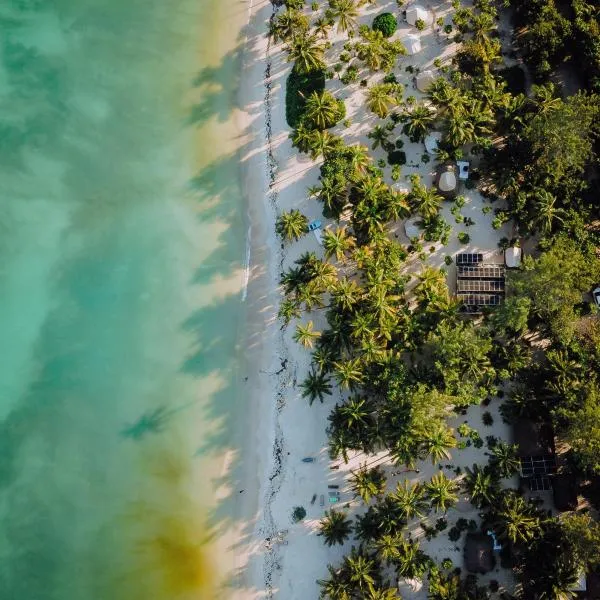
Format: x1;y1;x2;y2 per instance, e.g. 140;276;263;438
404;217;422;240
505;246;522;268
439;170;457;192
406;5;433;27
424;131;442;154
397;577;423;599
416;69;435;92
404;34;421;55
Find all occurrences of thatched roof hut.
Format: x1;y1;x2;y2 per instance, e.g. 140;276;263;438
464;533;494;574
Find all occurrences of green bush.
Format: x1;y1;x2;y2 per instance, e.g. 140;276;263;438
482;411;494;426
415;18;426;31
372;12;398;38
458;232;470;244
387;150;406;165
448;526;461;541
292;506;306;522
285;66;326;128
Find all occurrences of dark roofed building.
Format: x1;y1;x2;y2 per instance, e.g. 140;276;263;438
464;533;494;574
513;419;555;458
552;474;578;511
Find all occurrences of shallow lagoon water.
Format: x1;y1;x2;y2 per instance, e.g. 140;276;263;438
0;0;247;597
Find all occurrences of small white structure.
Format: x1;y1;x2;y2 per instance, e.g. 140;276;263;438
416;69;435;92
504;246;522;268
406;5;433;27
404;34;422;55
404;217;422;240
457;160;470;180
424;131;442;154
438;169;457;193
398;577;424;599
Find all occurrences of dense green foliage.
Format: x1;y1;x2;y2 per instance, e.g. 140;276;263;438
372;12;397;38
285;66;326;128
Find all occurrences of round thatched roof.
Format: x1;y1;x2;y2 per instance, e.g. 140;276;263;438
439;170;457;192
416;69;435;92
406;5;433;27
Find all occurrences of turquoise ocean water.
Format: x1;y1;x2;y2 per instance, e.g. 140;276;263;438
0;0;247;597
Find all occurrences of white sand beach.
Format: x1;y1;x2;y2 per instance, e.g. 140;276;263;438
227;1;520;598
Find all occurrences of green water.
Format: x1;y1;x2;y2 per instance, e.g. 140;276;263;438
0;0;246;598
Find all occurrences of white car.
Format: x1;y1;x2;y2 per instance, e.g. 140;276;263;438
593;287;600;308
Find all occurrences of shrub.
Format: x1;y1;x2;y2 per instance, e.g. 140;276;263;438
415;18;426;31
441;558;454;570
436;517;448;531
292;506;306;522
285;66;325;128
395;139;404;149
383;72;398;84
387;150;406;165
444;24;453;34
482;411;494;426
436;17;444;27
311;1;318;9
372;12;398;38
434;58;442;68
378;158;387;168
422;153;430;163
458;232;470;244
456;518;468;531
448;526;461;541
444;255;453;266
341;65;359;84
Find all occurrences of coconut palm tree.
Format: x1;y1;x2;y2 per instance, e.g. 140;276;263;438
364;587;400;600
333;357;364;389
392;480;428;521
367;124;389;149
425;472;459;512
415;266;448;304
346;143;372;177
349;465;386;503
494;491;542;545
404;104;435;142
323;227;356;262
318;509;354;546
270;9;309;43
419;423;456;463
343;547;379;596
308;130;342;159
366;83;399;118
317;564;353;600
395;537;430;580
428;572;462;600
314;15;333;39
278;298;301;325
489;441;520;478
294;321;321;348
356;28;405;72
371;533;402;565
532;189;565;235
300;368;332;405
329;0;358;33
305;90;341;130
291;121;313;153
463;464;499;508
409;181;442;222
276;209;308;241
332;278;362;312
338;396;372;429
286;33;325;74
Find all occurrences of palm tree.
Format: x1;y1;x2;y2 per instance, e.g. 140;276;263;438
356;28;405;72
317;564;353;600
294;321;321;348
404;104;435;142
366;83;399;118
419;423;456;463
270;9;309;43
371;533;402;565
382;189;410;222
395;537;430;580
308;130;342;159
338;396;372;429
415;266;448;304
392;480;428;520
363;587;400;600
323;226;355;262
318;509;353;546
332;278;362;312
276;209;308;241
463;464;499;508
349;465;386;503
344;547;379;596
329;0;358;33
333;357;364;389
425;471;458;512
291;121;313;153
313;16;333;39
286;34;325;74
489;441;520;478
409;181;442;222
305;91;341;130
300;368;332;405
532;189;565;235
367;124;389;149
494;491;541;545
278;298;301;325
428;572;462;600
346;143;372;177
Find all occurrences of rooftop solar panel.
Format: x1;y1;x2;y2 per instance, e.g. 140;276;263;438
519;456;557;478
529;475;552;492
456;253;483;265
